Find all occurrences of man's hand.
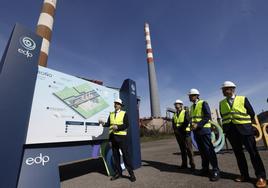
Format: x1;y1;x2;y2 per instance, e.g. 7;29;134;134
99;120;105;126
191;123;198;130
112;125;118;131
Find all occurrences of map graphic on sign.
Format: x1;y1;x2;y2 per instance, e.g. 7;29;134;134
54;83;109;119
26;66;119;144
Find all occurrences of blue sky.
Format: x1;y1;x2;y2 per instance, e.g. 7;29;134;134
0;0;268;117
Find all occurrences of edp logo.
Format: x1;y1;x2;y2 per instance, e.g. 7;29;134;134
25;153;50;166
18;36;36;58
18;48;33;58
19;36;36;50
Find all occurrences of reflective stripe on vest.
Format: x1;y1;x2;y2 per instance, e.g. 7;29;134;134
190;100;211;128
185;125;191;132
109;111;127;135
220;96;251;125
173;110;191;132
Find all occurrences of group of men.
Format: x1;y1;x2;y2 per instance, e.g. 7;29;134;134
172;81;266;188
100;80;266;187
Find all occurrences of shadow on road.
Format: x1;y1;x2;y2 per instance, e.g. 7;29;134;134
173;151;200;155
142;159;256;186
142;159;188;173
173;150;234;156
59;158;107;181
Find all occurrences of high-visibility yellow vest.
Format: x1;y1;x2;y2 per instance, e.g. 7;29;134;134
109;110;127;136
220;96;252;125
173;110;191;132
190;100;211;128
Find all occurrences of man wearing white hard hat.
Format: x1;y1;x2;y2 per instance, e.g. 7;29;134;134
103;98;136;182
172;99;195;170
188;89;220;181
219;81;266;187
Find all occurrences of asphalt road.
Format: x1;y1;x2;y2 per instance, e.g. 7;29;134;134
61;138;268;188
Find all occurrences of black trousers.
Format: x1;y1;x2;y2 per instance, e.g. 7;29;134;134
226;125;266;179
174;131;195;167
110;134;133;176
194;133;219;171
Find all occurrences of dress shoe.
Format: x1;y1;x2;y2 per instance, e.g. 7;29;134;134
210;171;220;182
110;174;121;181
234;175;250;182
256;178;267;188
190;163;195;169
129;174;136;182
190;165;196;172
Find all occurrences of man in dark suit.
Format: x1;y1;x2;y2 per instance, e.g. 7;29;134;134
172;99;195;170
219;81;266;188
188;88;220;182
101;99;136;182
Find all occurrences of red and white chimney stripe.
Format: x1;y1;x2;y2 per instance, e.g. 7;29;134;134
36;0;57;67
144;23;154;64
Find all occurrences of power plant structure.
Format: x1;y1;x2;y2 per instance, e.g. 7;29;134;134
140;23;167;133
144;23;161;118
36;0;57;67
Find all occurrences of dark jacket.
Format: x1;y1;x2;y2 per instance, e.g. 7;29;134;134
220;97;255;135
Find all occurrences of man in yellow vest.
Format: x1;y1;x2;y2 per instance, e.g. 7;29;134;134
188;88;220;181
104;98;136;182
172;99;195;170
219;81;266;188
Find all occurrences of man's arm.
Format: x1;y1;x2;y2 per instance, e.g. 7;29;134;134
244;97;255;121
116;113;129;131
219;104;222;118
171;116;177;130
218;103;224;125
182;110;190;129
197;101;211;128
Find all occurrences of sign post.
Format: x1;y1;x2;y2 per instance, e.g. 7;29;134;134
0;24;42;188
120;79;141;169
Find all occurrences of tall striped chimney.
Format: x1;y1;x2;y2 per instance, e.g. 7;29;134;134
144;22;161;117
36;0;57;67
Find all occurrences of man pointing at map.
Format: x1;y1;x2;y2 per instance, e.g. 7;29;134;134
101;98;136;182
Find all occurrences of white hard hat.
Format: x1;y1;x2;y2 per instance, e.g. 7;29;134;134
174;99;183;105
222;81;236;88
188;88;200;95
114;98;123;105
